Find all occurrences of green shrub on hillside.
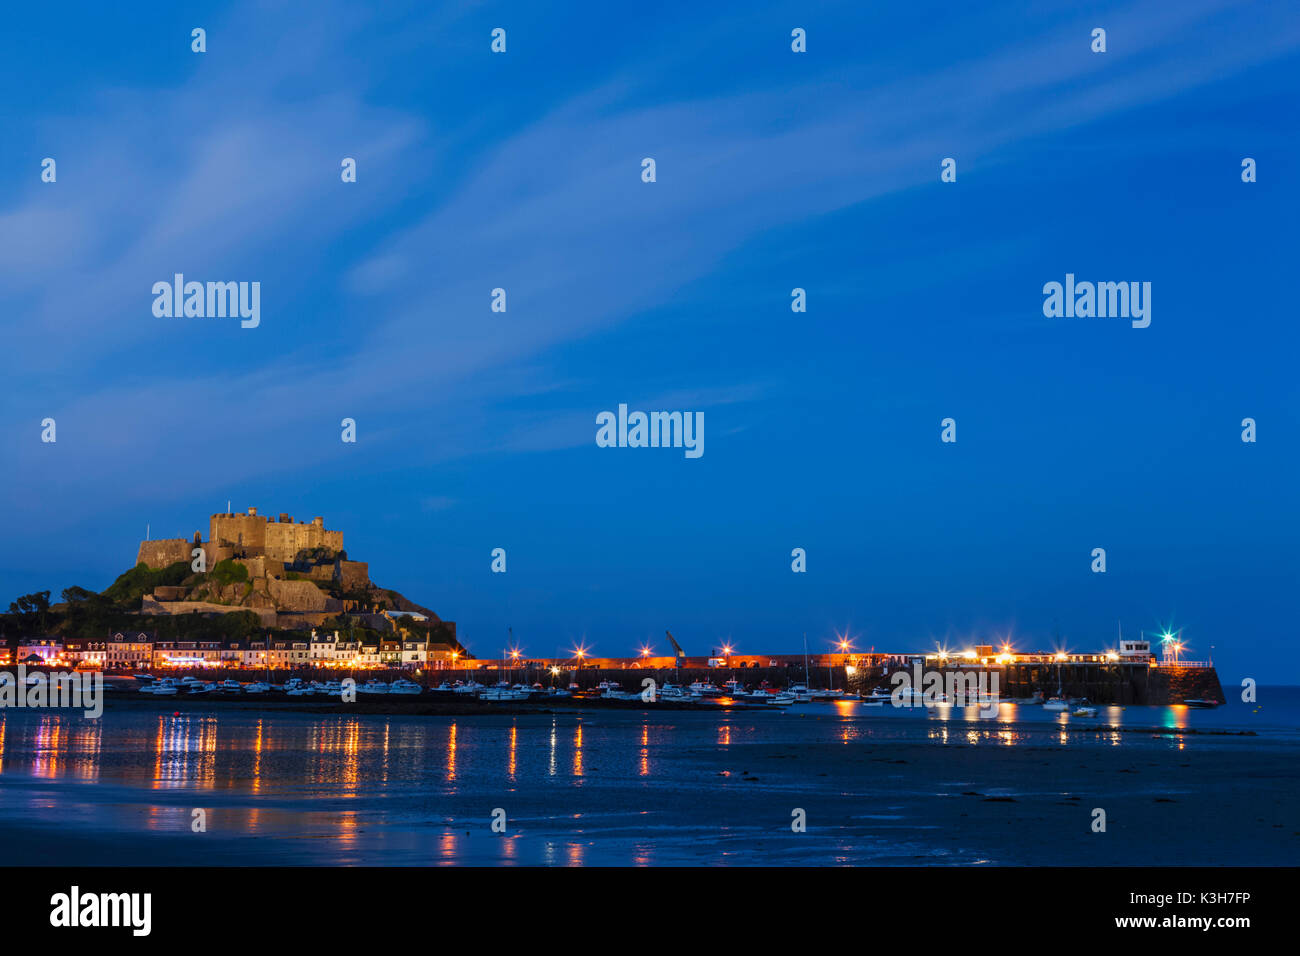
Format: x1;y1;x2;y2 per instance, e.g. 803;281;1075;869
103;561;190;607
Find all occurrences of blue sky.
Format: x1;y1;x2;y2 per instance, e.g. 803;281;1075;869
1;1;1296;682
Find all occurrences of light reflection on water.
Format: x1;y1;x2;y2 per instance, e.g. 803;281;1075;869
0;694;1294;865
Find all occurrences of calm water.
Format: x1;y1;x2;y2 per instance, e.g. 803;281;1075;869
1;688;1296;865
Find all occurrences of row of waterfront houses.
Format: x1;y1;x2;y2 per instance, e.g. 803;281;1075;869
0;630;462;671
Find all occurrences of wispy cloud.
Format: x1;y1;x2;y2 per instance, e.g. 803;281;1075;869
2;0;1295;539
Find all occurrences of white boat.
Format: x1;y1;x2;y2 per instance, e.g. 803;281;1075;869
600;684;644;701
1071;706;1098;717
143;679;179;696
545;686;572;698
1043;698;1069;711
357;680;390;695
687;681;722;698
810;688;852;702
658;682;691;700
243;682;271;695
389;679;423;695
893;686;948;704
766;693;795;707
480;687;530;701
862;688;894;703
216;679;243;694
786;683;815;703
286;685;315;697
722;679;747;698
453;680;485;695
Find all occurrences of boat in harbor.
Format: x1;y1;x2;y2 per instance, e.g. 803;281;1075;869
453;680;485;695
1043;698;1069;711
810;688;852;701
1182;698;1220;708
786;682;815;703
688;681;723;698
1071;705;1098;717
243;681;271;694
480;687;530;701
356;679;390;695
658;682;691;701
390;679;423;695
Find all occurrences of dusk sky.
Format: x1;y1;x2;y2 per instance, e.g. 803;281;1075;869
1;1;1296;682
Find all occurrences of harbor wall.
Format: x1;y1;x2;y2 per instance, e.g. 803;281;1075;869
105;662;1224;705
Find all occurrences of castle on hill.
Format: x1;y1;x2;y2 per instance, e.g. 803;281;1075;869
135;507;446;636
138;507;365;587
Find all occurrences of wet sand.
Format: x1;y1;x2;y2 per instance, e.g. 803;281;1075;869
0;707;1295;865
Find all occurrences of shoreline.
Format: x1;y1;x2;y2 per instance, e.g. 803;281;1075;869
69;692;1259;735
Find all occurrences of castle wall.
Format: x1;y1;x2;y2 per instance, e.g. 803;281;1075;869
264;523;343;563
235;556;271;580
205;511;344;564
336;561;369;591
267;578;333;612
209;513;267;553
137;539;191;569
140;595;277;627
